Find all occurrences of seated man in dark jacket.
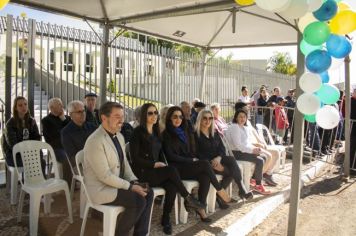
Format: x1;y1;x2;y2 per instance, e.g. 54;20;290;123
41;98;71;168
61;100;96;186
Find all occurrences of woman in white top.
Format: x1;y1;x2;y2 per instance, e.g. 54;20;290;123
225;109;271;195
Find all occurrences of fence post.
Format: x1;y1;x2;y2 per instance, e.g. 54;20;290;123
5;15;12;122
99;23;110;106
287;31;305;236
27;19;36;117
344;55;351;176
199;49;208;101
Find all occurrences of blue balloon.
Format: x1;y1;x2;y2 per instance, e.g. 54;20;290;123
316;83;340;105
326;34;352;58
313;0;338;21
319;71;330;83
306;50;332;74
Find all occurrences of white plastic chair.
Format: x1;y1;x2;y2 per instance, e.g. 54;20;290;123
14;140;73;236
6;163;23;205
75;150;125;236
256;124;286;170
179;180;199;224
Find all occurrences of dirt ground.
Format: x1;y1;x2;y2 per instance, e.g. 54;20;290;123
248;165;356;236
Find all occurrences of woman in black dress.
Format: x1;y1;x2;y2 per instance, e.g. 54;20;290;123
130;103;204;235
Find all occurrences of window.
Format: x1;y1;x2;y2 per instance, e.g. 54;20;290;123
115;56;123;75
49;49;54;71
85;53;93;73
63;51;74;72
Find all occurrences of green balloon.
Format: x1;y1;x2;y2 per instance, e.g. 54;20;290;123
303;22;330;46
315;84;340;105
304;114;316;123
300;39;323;56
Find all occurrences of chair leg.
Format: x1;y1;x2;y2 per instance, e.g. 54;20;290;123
179;194;188;224
17;189;25;223
80;205;90;236
147;195;157;233
70;177;76;200
10;170;18;205
174;196;179;225
103;211;117;236
6;167;10;193
29;195;41;236
80;184;87;219
207;184;217;213
43;194;52;214
64;187;73;223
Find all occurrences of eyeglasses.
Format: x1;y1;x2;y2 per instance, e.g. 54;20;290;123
147;111;159;116
172;115;184;120
72;110;85;114
202;116;214;121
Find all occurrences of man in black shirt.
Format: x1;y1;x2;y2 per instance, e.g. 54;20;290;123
42;98;71;165
61;100;96;186
84;92;100;126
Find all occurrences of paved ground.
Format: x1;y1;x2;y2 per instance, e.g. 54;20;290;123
248;164;356;236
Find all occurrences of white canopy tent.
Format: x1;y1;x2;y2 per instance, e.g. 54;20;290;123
6;1;352;236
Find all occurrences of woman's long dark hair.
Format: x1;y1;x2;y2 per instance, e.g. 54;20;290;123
165;106;195;154
139;103;160;139
12;96;31;129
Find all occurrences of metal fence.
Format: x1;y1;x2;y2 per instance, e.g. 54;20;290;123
0;15;296;126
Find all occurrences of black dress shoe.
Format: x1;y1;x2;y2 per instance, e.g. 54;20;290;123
184;194;205;211
162;224;172;235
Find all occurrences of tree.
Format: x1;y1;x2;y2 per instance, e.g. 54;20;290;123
267;52;297;76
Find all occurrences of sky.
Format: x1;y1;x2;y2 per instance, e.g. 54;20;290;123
1;1;356;87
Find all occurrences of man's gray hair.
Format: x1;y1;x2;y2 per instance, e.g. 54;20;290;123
210;102;220;110
67;100;84;113
48;97;63;110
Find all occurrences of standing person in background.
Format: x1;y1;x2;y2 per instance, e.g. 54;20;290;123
130;106;141;129
130;103;204;235
285;89;296;144
275;97;289;144
267;87;282;104
350;88;356;175
180;101;194;133
61;100;96;186
42;98;71;174
190;98;200;121
211;103;228;137
84;93;100;127
2;96;42;168
256;87;269;125
238;86;252;104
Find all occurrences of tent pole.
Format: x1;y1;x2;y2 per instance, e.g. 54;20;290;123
99;23;110;105
199;49;208;101
287;31;304;236
344;55;351;177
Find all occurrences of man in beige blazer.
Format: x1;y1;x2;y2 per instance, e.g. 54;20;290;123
84;102;153;236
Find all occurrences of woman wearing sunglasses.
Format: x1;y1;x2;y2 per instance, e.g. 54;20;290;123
130;103;204;235
162;106;231;222
194;109;254;208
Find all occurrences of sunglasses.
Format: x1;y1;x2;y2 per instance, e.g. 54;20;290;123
172;115;184;120
202;116;214;121
147;111;159;116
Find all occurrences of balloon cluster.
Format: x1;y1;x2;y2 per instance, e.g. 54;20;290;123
297;0;355;130
234;0;356;129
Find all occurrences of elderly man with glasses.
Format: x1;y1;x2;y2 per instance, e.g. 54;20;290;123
60;100;96;186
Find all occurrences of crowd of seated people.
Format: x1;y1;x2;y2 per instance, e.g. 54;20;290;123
1;92;297;236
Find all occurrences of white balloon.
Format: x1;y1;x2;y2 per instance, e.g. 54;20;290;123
255;0;292;12
296;93;321;115
299;73;322;93
329;57;344;71
316;105;340;129
279;0;309;19
307;0;323;12
298;12;318;32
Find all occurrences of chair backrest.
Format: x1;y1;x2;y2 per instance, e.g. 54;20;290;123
256;124;275;145
12;140;60;185
75;150;93;205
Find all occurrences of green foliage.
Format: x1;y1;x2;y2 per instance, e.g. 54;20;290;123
107;80;116;93
267;52;297;76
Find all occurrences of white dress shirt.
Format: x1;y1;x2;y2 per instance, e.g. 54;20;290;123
225;123;255;154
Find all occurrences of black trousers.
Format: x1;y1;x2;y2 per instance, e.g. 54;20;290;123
173;160;222;205
141;166;189;225
214;156;248;195
232;151;265;185
104;188;154;236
